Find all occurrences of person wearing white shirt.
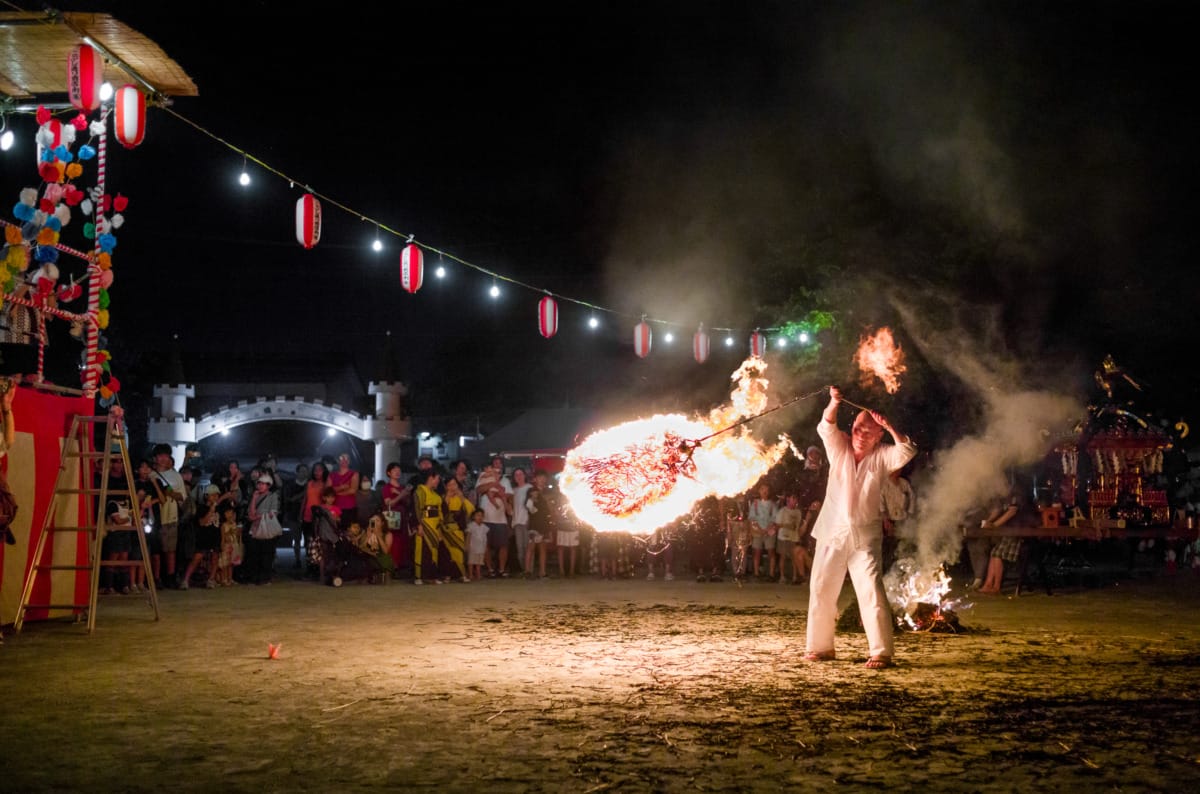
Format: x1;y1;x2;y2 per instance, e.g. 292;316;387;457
804;387;917;670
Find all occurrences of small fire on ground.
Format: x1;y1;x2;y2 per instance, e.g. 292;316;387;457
884;557;970;633
560;357;795;534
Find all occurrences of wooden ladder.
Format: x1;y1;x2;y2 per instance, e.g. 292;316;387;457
13;413;159;633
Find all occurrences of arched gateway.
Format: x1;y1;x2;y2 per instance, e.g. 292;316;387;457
148;381;411;479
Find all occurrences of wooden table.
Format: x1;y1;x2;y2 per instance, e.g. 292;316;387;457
962;523;1198;595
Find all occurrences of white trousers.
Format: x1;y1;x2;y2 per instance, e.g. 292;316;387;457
805;533;894;659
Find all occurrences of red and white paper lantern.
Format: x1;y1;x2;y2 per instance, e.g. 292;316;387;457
634;320;652;358
538;295;559;338
400;243;424;293
68;44;104;112
113;84;146;148
693;325;710;364
294;193;321;249
749;330;766;358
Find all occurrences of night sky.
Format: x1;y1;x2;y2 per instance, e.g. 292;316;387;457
11;0;1199;437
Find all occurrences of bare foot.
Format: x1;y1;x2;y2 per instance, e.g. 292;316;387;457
803;650;836;662
864;655;893;669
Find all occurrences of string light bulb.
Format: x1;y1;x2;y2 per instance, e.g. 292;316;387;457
238;155;250;187
798;332;809;344
372;224;382;252
99;81;114;102
776;337;788;348
664;331;674;343
489;281;500;298
725;335;734;347
435;255;446;278
588;316;599;329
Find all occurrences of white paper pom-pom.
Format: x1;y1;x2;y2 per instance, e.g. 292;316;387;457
110;213;124;229
19;188;38;206
89;120;106;137
80;198;93;215
60;125;76;146
54;205;71;226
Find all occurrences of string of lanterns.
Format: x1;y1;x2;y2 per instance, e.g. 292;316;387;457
21;64;829;361
148;104;827;360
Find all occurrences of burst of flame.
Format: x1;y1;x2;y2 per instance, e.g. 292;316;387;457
560;357;792;534
855;327;907;394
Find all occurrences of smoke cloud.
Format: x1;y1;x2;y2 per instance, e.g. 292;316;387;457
890;294;1085;571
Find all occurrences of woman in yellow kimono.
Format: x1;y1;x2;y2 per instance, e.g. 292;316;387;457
413;470;443;585
439;478;473;583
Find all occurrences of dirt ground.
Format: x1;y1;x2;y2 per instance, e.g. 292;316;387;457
3;565;1200;793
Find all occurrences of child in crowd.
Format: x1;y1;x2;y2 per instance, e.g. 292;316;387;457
320;486;342;525
217;504;243;586
774;493;808;584
181;484;221;589
466;509;489;581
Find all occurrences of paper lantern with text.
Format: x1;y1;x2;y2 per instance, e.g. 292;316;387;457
693;325;710;363
294;193;321;249
749;330;766;358
113;85;146;148
538;295;559;338
400;243;423;293
68;44;104;112
634;320;652;358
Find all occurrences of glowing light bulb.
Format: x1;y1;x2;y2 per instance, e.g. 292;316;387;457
435;265;446;278
238;156;250;186
0;129;12;151
798;332;809;344
326;428;337;437
99;82;114;101
372;238;383;252
725;336;734;347
777;337;787;348
588;316;599;329
664;332;674;343
489;283;500;298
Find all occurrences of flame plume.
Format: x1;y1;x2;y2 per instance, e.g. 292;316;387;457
560;357;794;534
855;327;907;394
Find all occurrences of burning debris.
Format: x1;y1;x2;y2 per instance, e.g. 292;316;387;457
884;557;972;634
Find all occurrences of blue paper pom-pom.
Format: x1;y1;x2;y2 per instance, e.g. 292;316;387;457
34;246;59;264
53;145;73;163
98;233;117;253
12;203;35;222
77;145;97;160
45;216;62;232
